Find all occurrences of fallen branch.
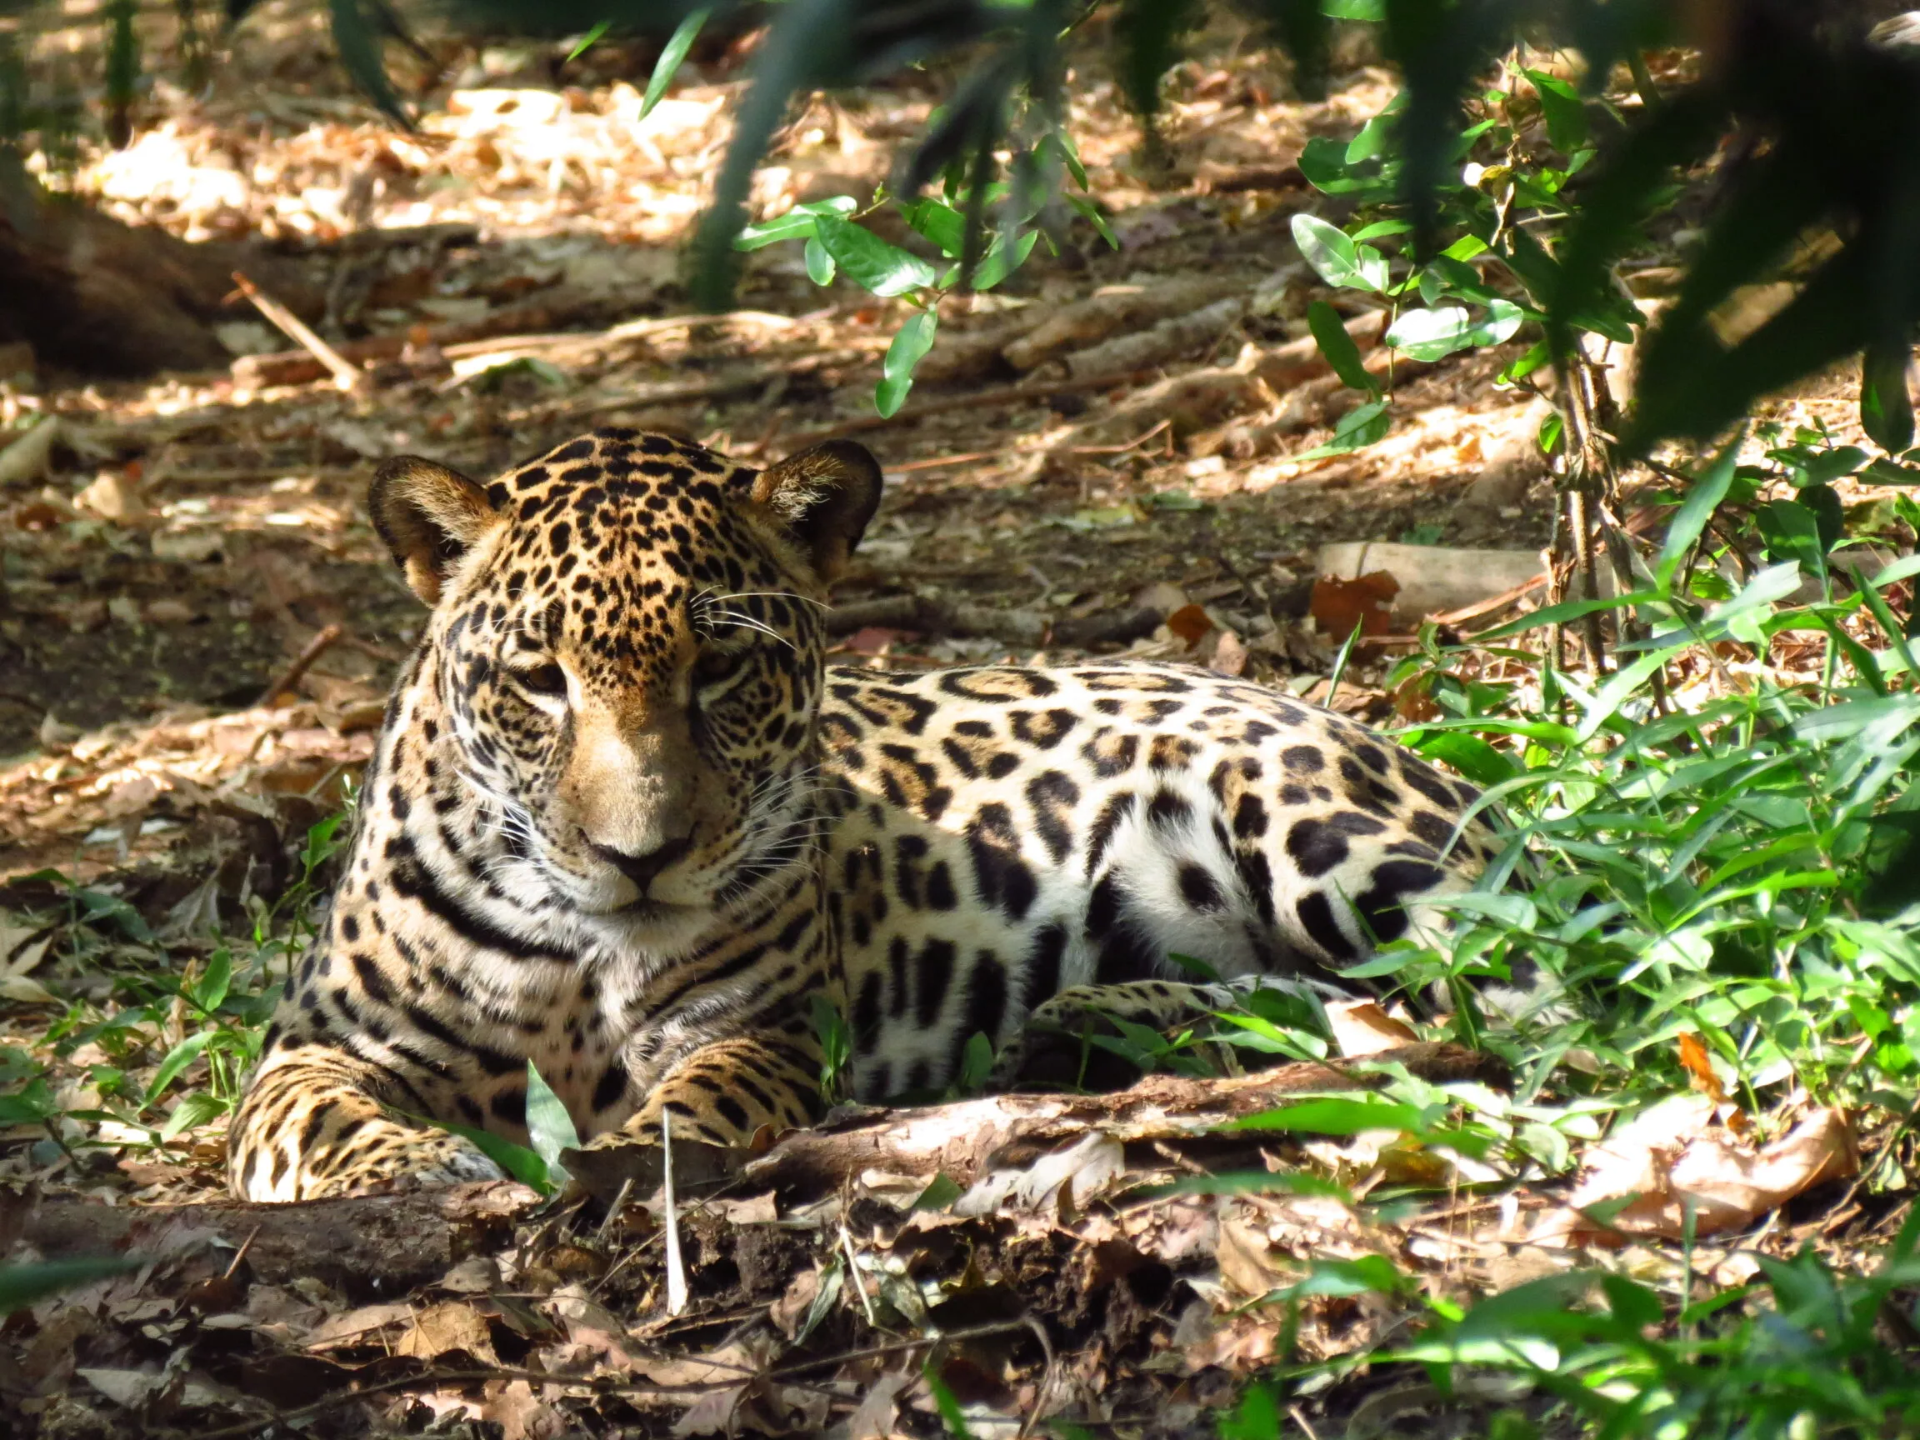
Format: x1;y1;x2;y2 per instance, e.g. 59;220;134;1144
256;623;345;707
826;594;1165;650
228;287;688;389
568;1042;1509;1205
18;1047;1503;1296
1004;278;1248;371
231;272;366;394
278;221;481;256
791;367;1164;445
1062;295;1249;379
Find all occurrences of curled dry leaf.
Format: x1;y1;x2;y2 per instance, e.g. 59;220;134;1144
847;1372;916;1440
1326;999;1419;1057
1676;1032;1728;1105
1535;1095;1859;1245
768;1265;821;1339
396;1300;497;1364
953;1131;1126;1216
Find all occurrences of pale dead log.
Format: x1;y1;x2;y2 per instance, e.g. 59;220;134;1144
1003;278;1249;371
565;1042;1508;1206
1318;543;1556;623
440;309;798;364
1071;361;1272;446
281;221;480;256
1042;314;1385;455
1195;161;1309;194
914;309;1050;384
1247;309;1389;388
786;367;1163;447
742;1042;1508;1203
1062;296;1250;379
1189;373;1345;459
1186;317;1437;461
826;595;1165;649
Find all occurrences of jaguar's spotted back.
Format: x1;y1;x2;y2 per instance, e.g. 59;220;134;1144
228;427;1505;1202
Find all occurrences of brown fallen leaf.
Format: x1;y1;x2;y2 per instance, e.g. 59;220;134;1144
1310;570;1399;640
1166;603;1215;647
544;1287;641;1371
75;470;146;523
477;1378;568;1440
769;1265;822;1339
397;1299;497;1363
1535;1095;1859;1244
1215;1212;1294;1299
1326;999;1419;1056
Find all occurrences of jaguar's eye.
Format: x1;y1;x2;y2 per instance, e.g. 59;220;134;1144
515;662;568;699
694;648;743;685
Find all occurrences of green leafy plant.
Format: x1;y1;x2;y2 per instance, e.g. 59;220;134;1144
1288;56;1628;459
811;994;853;1106
0;811;351;1164
733;126;1109;417
0;1256;143;1315
423;1060;578;1194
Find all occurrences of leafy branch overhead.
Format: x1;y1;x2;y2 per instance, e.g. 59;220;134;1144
17;0;1904;437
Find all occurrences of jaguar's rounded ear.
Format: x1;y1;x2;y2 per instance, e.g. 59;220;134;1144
368;456;503;604
748;439;883;585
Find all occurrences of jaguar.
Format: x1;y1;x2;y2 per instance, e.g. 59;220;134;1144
229;426;1513;1201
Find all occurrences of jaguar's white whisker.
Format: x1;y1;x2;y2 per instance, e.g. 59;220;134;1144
708;609;793;650
712;590;828;610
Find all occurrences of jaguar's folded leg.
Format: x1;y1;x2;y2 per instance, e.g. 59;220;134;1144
228;1043;504;1202
590;1033;825;1151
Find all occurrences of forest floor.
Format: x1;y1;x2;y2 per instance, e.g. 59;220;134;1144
0;6;1903;1439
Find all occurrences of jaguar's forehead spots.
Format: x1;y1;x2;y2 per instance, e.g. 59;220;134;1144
459;428;811;680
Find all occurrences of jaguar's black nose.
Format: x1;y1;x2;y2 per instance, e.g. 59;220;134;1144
593;835;692;895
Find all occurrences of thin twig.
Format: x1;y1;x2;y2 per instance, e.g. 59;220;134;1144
662;1109;687;1317
222;1225;261;1281
1441;572;1550;630
231;272;366;394
594;1176;636;1247
256;623;344;708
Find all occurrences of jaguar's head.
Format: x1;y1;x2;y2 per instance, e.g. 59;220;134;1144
370;427;882;918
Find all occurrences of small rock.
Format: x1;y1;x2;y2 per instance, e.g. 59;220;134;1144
213;320;281;357
152;529;225;564
1132;580;1192;616
66;598;109;632
0;340;35;383
107;596;141;624
144;598;196;624
38;712;82;749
